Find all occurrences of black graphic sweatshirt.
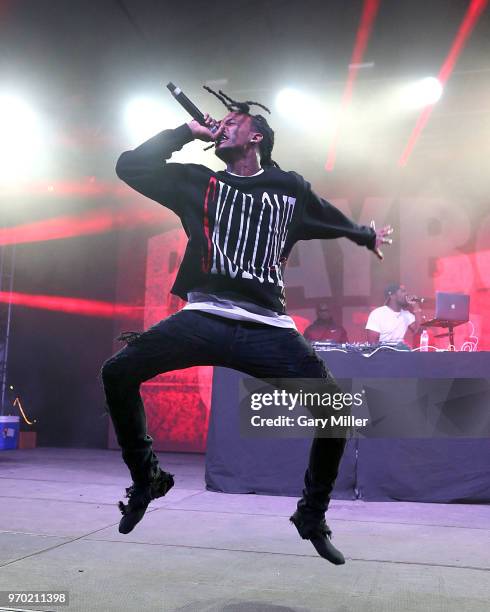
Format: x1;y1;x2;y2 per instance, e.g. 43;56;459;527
116;124;376;314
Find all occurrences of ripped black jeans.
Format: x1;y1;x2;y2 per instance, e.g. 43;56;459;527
101;310;346;516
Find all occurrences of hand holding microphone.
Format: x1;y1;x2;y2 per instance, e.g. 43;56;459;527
187;113;220;142
166;82;220;146
406;295;425;312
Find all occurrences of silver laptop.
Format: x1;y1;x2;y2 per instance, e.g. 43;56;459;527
435;292;470;322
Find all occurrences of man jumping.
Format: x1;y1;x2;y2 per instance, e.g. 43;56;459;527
102;87;393;565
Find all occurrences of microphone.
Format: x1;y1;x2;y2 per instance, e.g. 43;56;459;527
166;82;217;132
408;296;425;304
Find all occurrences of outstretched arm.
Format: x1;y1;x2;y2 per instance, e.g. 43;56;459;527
296;183;393;259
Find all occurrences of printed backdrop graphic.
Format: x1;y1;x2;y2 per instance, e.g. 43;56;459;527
109;225;212;452
109;193;490;451
142;229;213;452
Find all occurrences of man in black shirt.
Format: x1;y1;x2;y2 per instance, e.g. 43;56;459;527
102;90;392;564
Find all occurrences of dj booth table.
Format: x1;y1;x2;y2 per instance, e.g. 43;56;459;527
205;353;490;502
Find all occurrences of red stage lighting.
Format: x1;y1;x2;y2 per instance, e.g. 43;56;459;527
398;0;488;167
0;291;141;319
325;0;380;171
0;205;168;246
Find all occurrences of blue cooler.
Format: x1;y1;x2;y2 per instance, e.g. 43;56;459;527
0;416;20;450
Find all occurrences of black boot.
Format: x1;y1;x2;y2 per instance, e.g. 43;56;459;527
118;468;174;534
290;509;345;565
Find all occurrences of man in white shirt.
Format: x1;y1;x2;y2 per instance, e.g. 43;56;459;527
366;283;422;345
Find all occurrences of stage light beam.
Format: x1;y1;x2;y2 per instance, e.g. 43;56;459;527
404;77;443;109
124;97;178;145
398;0;488;167
0;206;167;247
0;94;43;183
0;291;141;320
325;0;381;171
275;88;324;123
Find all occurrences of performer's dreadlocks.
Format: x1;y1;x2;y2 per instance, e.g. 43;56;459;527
204;86;280;169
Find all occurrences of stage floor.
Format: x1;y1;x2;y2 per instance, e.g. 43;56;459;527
0;448;488;612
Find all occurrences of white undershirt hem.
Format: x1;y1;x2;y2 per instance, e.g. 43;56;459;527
183;301;297;329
